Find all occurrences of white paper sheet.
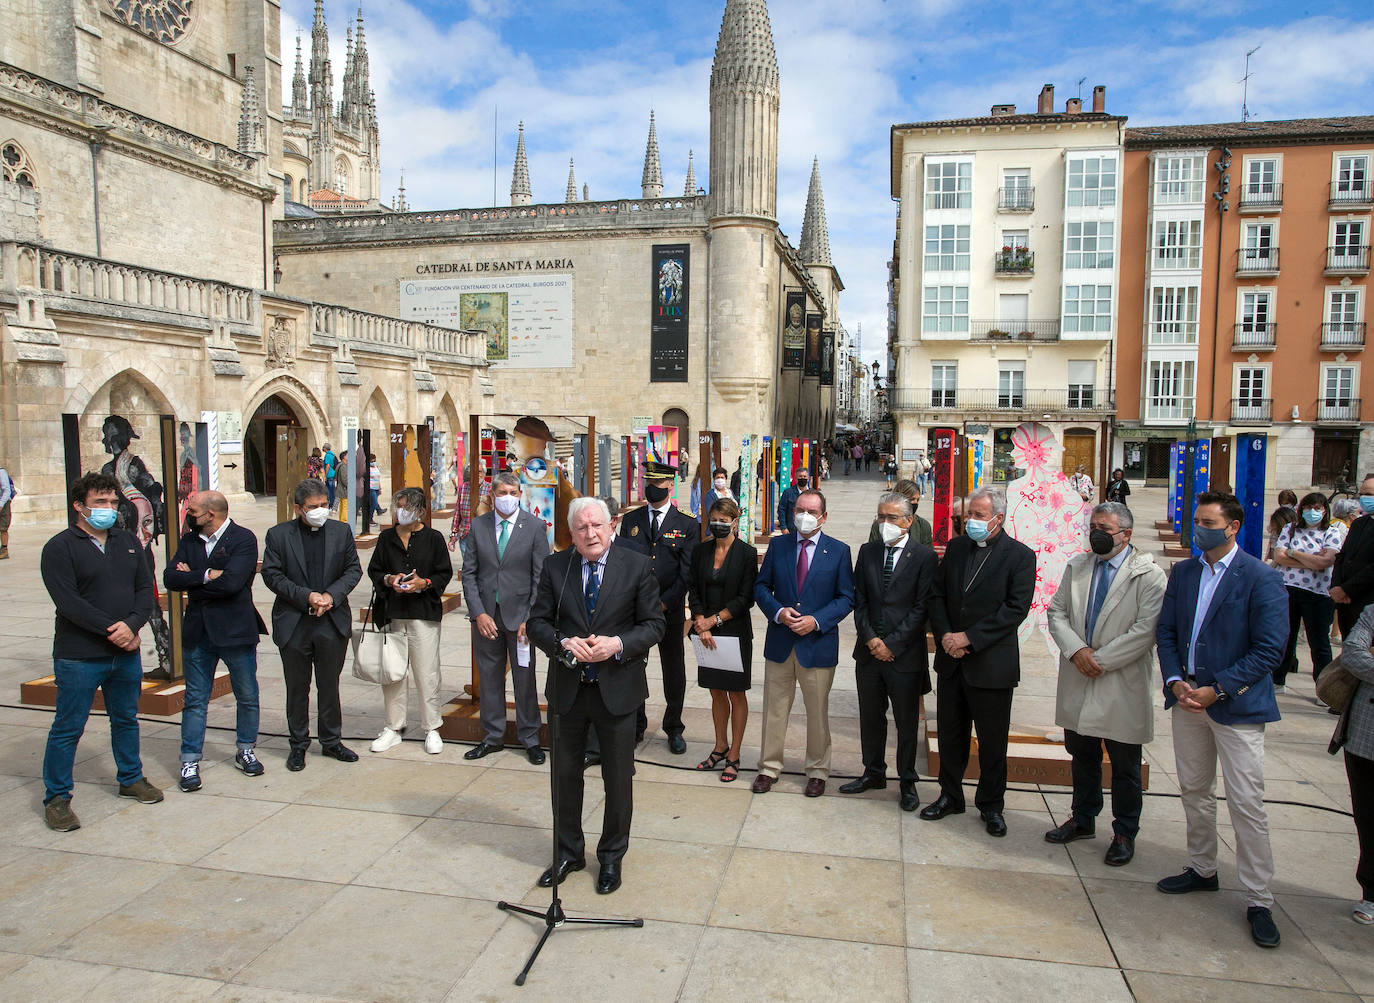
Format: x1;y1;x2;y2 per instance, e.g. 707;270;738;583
516;639;531;668
691;635;744;672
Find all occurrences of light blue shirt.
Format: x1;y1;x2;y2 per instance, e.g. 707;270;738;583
1168;542;1240;683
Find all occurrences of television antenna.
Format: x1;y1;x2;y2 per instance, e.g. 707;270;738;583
1240;45;1261;122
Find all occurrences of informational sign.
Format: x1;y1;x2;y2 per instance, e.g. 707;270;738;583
739;434;755;543
631;416;653;436
972;439;985;489
820;331;835;386
216;410;242;454
901;448;919;461
804;313;822;377
650;244;690;383
200;411;220;491
1188;439;1211;557
1169;441;1184;534
1235;433;1268;558
930;427;956;547
782;291;805;369
400;274;574;368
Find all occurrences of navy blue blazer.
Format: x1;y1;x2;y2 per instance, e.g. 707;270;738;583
164;520;267;649
1156;546;1286;725
753;531;854;668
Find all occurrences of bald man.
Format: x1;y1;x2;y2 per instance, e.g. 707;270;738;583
164;491;268;792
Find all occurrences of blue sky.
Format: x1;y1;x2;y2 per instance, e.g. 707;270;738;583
281;0;1374;370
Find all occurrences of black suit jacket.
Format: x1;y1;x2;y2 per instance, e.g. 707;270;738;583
164;521;267;649
260;518;363;646
852;537;936;673
527;545;665;716
1333;515;1374;609
687;537;757;640
619;504;694;610
928;530;1036;688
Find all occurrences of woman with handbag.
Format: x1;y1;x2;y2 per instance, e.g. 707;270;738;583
366;487;453;755
1337;607;1374;924
688;498;757;782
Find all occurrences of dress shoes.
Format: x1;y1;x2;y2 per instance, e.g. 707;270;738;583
596;863;622;895
321;743;359;763
899;783;921;813
981;810;1008;837
751;773;776;794
667;734;687;755
804;777;826;798
1104;835;1135;867
525;746;546;765
919;795;965;821
1044;819;1096;844
143;667;171;682
537;858;586;887
286;748;306;772
838;775;887;795
1248;906;1281;948
1156;867;1220;894
464;741;502;761
583;752;601;770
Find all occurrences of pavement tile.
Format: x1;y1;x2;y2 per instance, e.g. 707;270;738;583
354;817;549;902
902;807;1075;875
1125;970;1359;1001
738;786;903;860
908;949;1133;1001
297;757;478;817
682;928;908;1002
1277;893;1374;995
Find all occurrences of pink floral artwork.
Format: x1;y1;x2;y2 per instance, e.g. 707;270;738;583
1004;422;1090;660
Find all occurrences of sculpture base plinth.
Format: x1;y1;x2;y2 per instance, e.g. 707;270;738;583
926;727;1150;789
19;667;234;717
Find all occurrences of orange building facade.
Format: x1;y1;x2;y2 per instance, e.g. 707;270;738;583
1114;118;1373;490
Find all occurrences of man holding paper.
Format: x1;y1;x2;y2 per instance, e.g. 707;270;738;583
688;498;757;782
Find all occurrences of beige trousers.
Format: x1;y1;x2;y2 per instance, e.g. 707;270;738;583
381;618;444;733
1171;705;1275;908
757;651;836;780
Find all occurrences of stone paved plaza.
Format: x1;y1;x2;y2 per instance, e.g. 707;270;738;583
0;471;1368;1000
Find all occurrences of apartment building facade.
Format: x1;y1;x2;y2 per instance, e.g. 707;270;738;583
1115;117;1374;488
888;85;1126;483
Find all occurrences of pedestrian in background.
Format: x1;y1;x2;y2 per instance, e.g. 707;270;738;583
1271;492;1341;692
1334;605;1374;925
0;463;16;559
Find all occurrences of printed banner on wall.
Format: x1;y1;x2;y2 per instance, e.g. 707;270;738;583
650;244;690;383
399;275;574;368
739;434;755;543
804;314;822;376
782;292;805;369
820;331;835;386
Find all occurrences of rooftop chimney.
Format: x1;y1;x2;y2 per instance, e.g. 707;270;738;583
1092;85;1106;113
990;103;1016;117
1037;84;1054;115
1065;97;1082;114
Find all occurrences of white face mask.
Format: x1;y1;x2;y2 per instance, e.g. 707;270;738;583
794;512;820;536
493;493;520;517
714;478;728;491
395;508;416;526
302;507;329;528
879;521;906;545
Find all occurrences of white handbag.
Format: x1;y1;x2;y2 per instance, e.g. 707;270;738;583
350;595;409;684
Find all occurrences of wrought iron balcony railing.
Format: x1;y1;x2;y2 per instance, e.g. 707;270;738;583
1232;323;1276;350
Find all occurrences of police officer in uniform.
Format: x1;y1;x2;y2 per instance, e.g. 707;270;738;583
619;461;694;752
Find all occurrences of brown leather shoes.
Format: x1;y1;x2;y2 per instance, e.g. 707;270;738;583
804;777;826;798
751;773;775;794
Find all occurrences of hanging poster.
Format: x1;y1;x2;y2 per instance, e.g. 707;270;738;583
804;313;822;376
930;428;956;547
739;434;755;543
820;331;835;386
782;291;805;369
650;244;690;383
399;274;574;368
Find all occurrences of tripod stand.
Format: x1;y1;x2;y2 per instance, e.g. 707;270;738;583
496;656;642;986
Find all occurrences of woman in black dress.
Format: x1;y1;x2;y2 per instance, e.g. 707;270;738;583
689;498;757;782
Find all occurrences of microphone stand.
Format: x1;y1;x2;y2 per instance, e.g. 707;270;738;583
497;551;642;986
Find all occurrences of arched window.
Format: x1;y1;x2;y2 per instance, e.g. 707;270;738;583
334;155;350;196
1;141;36;188
283;173;293;202
299;178;308;201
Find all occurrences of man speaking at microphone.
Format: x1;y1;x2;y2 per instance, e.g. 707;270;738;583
528;498;664;895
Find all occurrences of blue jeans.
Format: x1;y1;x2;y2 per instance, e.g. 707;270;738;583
326;477;336;507
43;652;144;803
368;488;382;516
181;641;260;762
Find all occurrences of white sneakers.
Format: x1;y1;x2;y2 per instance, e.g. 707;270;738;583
371;727;403;753
424;730;443;755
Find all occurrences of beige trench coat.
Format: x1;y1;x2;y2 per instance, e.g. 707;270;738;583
1047;546;1167;745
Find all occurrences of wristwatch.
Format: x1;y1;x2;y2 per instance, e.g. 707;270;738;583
714;614;723;627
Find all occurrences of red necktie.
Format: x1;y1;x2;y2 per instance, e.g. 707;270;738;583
797;539;811;591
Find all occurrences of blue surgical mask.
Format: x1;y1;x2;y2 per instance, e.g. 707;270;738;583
85;506;118;531
1360;496;1374;515
966;519;990;542
1302;508;1324;525
1194;525;1230;551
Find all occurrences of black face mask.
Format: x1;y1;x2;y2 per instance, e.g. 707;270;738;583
796;479;809;490
184;514;205;535
709;522;733;539
1089;529;1117;556
645;484;672;504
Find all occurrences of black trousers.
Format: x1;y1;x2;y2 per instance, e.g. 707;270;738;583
555;680;635;868
1347;750;1374;901
856;660;922;783
935;672;1013;813
1064;728;1143;839
1277;586;1335;684
280;616;348;752
1338;603;1367;638
637;604;686;739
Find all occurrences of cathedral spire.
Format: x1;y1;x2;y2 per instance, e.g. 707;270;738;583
684;150;697;197
510;122;531;206
583;182;589;201
291;35;307;116
708;0;780;219
353;7;373;128
565;159;578;202
309;0;333;124
237;65;265;155
798;156;832;266
641;111;663;199
393;169;408;212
